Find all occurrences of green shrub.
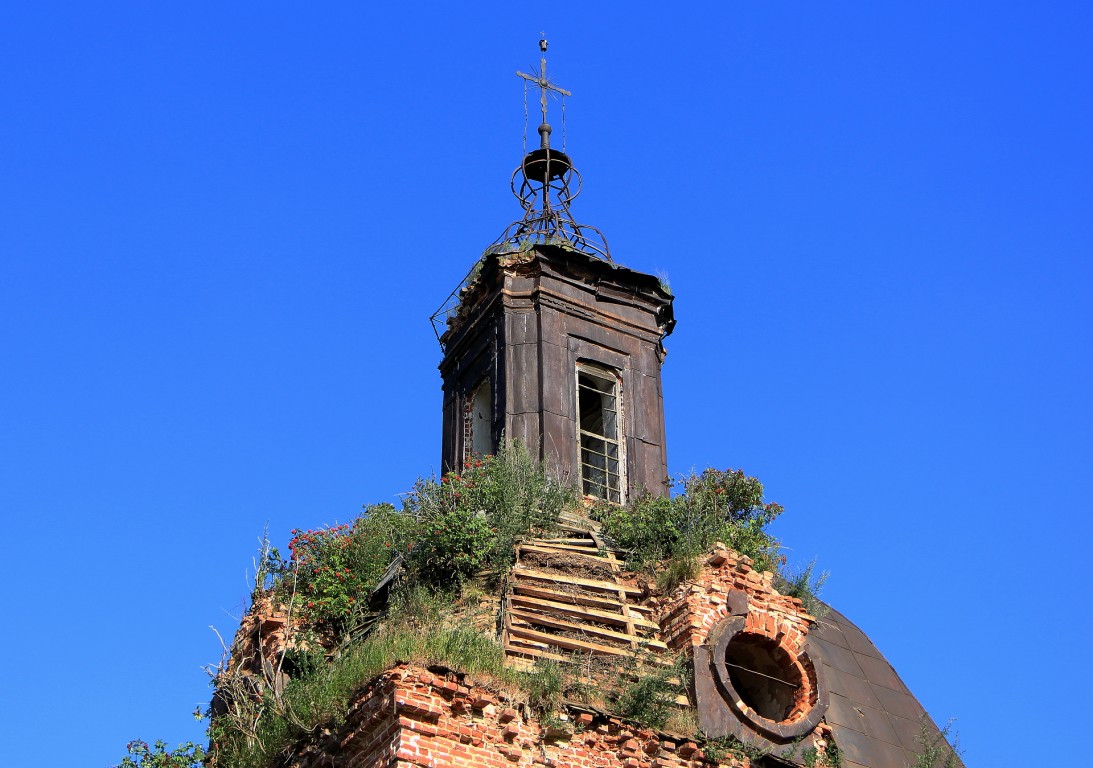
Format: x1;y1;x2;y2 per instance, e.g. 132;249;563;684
803;742;843;767
405;502;496;584
597;468;783;575
609;654;689;731
774;558;830;619
594;493;677;567
115;740;205;768
405;442;574;584
279;503;414;631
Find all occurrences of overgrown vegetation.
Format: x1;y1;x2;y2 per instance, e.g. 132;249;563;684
608;653;689;730
774;558;831;620
120;452;810;768
701;734;769;764
802;741;842;767
116;741;205;768
275;503;415;631
912;717;963;768
593;468;785;584
406;448;572;586
207;588;514;768
255;443;575;643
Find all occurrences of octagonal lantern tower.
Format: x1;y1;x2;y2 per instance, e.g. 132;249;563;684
431;40;675;502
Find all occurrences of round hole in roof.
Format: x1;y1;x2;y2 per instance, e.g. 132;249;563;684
725;633;807;721
710;617;828;740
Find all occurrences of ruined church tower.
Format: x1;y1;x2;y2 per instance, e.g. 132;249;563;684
209;42;964;768
432;41;675;502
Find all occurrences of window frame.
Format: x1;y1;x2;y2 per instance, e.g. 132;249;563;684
575;362;626;503
464;378;493;463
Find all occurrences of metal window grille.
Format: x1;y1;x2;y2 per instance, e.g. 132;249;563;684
577;366;623;503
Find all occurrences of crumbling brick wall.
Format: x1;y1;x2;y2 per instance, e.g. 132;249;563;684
230;544;828;767
645;546;826;757
283;664;752;768
652;547;814;657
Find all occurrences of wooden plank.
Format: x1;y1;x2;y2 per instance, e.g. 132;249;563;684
504;640;574;664
556;522;595;534
506;626;673;667
522;541;602;554
510;583;654;614
504;642;679;692
518;544;620;570
506;625;634;657
510;567;641;595
591;549;638;635
508;607;667;649
509;594;660;630
558;512;601;528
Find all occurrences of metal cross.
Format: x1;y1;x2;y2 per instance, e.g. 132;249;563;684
516;38;571;128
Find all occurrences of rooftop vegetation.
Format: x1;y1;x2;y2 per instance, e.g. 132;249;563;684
116;443;819;768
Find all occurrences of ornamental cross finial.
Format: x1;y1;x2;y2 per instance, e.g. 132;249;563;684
517;37;571;148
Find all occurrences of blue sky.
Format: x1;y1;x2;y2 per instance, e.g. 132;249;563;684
2;3;1090;766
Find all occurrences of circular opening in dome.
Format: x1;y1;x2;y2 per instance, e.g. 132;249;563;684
723;633;810;723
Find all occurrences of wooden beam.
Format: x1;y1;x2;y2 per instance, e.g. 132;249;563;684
506;625;635;657
557;512;601;530
518;543;620;570
508;594;660;630
510;583;654;614
522;540;602;554
508;608;667;649
504;640;574;664
506;626;674;667
510;566;642;595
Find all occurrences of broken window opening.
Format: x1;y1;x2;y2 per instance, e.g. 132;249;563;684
577;364;623;503
723;633;809;723
466;379;493;462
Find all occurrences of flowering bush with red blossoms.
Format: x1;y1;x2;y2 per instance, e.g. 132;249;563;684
280;503;414;630
267;444;574;631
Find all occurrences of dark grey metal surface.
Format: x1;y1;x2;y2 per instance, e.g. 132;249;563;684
809;607;962;768
693;605;961;767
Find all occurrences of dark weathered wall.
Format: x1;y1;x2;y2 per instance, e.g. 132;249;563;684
439;246;674;500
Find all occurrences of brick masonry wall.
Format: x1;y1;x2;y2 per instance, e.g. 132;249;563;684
650;546;814;657
284;664;753;768
259;545;826;767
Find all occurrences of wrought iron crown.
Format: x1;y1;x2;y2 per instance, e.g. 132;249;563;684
487;38;611;262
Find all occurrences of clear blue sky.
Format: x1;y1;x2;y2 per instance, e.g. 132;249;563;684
2;3;1089;766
